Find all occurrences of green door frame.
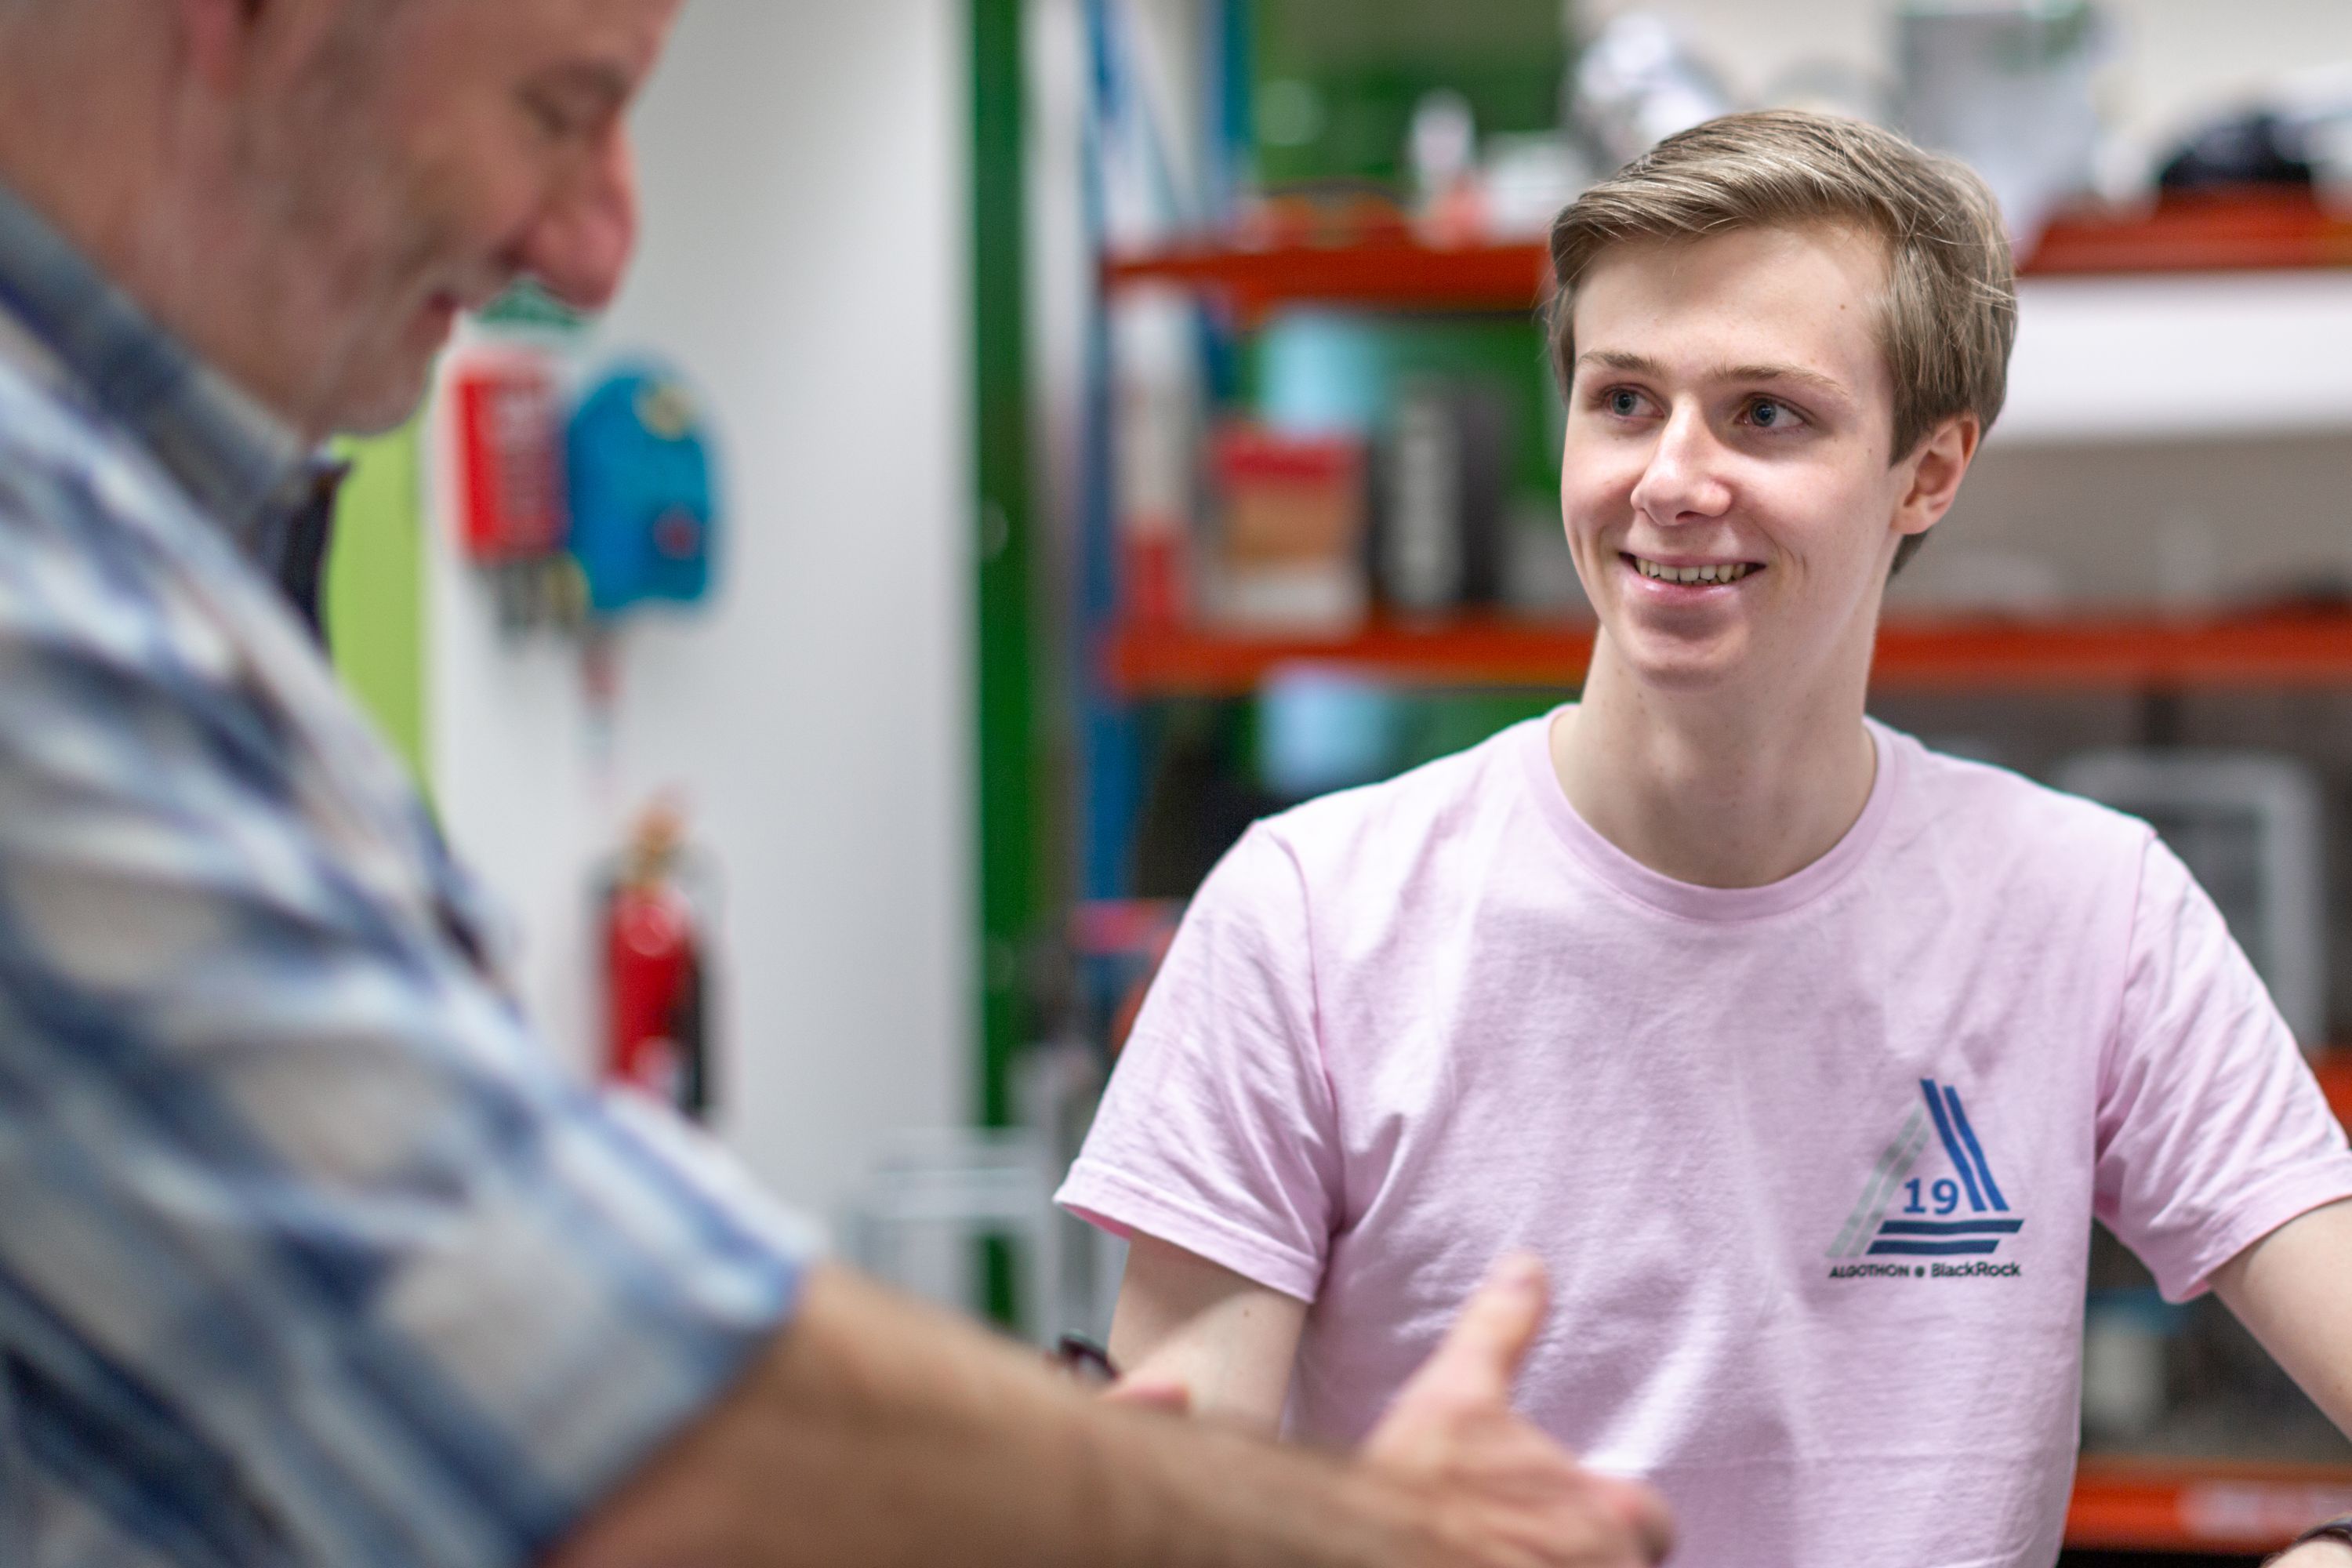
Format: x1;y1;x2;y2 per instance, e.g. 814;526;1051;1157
973;0;1047;1134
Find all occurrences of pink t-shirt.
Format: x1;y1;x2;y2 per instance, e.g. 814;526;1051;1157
1059;713;2352;1568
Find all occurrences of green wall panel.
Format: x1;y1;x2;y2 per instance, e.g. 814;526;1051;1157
326;426;429;789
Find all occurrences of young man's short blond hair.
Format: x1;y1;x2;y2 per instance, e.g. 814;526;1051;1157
1548;109;2017;571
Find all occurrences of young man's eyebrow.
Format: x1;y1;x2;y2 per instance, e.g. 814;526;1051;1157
1574;350;1853;403
1575;350;1664;377
1715;362;1853;401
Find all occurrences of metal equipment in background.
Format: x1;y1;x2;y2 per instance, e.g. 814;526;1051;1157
2055;749;2326;1051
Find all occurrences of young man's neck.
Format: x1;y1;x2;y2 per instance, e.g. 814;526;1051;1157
1550;637;1878;890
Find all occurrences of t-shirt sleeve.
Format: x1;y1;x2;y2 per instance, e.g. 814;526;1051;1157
2094;835;2352;1301
1056;823;1341;1302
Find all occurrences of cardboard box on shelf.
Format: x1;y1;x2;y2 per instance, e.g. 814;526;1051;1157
1204;425;1369;633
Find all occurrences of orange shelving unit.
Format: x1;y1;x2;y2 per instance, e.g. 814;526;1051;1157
1107;612;1590;695
2067;1457;2352;1555
2028;188;2352;277
2317;1056;2352;1129
1105;232;1552;323
1107;609;2352;699
1105;188;2352;321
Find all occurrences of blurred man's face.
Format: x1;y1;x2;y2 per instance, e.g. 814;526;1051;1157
214;0;683;435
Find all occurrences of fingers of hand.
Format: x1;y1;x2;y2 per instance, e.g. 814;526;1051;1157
1409;1253;1552;1411
2272;1546;2352;1568
1433;1469;1672;1568
1363;1254;1675;1566
1603;1476;1673;1566
1101;1376;1193;1416
1501;1472;1673;1568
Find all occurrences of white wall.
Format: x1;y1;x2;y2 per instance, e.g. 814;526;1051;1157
429;1;973;1222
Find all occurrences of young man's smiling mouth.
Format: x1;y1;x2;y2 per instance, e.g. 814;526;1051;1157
1622;553;1763;586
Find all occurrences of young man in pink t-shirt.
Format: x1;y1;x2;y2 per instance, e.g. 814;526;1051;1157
1058;111;2352;1568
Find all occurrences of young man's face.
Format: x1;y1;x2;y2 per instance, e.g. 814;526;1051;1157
1559;223;1953;702
198;0;684;436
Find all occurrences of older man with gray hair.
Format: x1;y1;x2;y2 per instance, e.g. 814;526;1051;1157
0;2;1673;1566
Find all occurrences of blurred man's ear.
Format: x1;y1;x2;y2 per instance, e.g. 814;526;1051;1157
171;0;258;88
171;0;343;93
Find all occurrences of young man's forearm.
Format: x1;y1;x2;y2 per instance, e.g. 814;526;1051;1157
2214;1200;2352;1439
1108;1231;1309;1432
549;1264;1658;1568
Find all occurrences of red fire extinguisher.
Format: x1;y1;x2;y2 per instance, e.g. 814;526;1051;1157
601;801;710;1117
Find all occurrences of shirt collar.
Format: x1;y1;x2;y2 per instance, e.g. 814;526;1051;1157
0;179;327;553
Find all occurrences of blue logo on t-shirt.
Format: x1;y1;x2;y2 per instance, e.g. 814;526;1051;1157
1828;1079;2024;1264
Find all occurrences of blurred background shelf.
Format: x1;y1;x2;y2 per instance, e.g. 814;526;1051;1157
1105;232;1553;322
2067;1457;2352;1554
2313;1056;2352;1127
1106;193;2352;447
1105;189;2352;319
1108;610;2352;698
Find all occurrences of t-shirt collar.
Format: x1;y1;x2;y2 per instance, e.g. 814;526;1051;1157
1519;706;1903;923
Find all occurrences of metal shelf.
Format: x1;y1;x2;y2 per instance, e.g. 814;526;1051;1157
1107;610;2352;699
1105;234;1552;323
1104;189;2352;321
2068;1457;2352;1554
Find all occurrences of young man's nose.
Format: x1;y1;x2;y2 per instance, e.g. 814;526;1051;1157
1628;401;1733;525
519;129;641;314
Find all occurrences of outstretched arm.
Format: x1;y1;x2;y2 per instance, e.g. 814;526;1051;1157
550;1257;1669;1568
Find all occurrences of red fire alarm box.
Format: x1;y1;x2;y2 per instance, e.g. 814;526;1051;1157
447;349;567;562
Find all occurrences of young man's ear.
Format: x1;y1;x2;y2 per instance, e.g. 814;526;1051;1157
1894;413;1981;543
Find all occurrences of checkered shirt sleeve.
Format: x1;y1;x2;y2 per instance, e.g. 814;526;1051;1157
0;379;804;1566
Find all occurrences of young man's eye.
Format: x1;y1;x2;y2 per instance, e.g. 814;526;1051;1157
1603;388;1644;418
1744;397;1802;430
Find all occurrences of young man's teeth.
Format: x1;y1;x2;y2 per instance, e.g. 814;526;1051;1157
1635;557;1750;584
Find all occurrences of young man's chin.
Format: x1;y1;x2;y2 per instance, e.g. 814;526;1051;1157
1601;625;1761;696
1598;583;1762;675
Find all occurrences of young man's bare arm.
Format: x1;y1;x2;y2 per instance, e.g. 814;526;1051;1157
550;1257;1668;1568
2212;1197;2352;1434
1107;1232;1308;1430
2212;1200;2352;1568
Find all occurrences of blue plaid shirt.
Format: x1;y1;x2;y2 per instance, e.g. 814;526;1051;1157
0;183;805;1567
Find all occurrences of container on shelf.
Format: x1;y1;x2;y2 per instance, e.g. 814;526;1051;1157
1376;378;1509;617
2056;749;2327;1050
1203;425;1369;633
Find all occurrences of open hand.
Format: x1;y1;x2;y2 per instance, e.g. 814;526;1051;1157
1102;1376;1192;1416
1363;1254;1671;1568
